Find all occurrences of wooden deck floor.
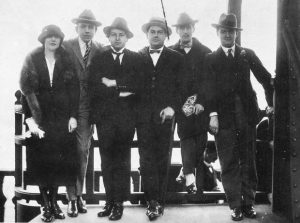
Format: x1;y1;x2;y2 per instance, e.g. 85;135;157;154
30;204;288;223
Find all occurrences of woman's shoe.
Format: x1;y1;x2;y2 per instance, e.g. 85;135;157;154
41;206;54;222
51;203;65;219
176;167;185;184
186;183;197;194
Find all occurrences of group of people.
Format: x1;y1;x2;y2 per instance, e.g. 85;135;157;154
19;8;274;222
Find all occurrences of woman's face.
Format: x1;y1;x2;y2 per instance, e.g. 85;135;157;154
44;35;61;51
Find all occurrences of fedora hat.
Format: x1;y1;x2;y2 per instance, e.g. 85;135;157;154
72;9;101;27
103;17;133;39
172;12;198;27
142;17;172;35
38;24;65;44
212;13;242;31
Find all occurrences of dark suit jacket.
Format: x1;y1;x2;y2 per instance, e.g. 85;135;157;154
88;47;142;124
63;38;103;112
137;46;184;124
205;44;273;129
170;38;211;139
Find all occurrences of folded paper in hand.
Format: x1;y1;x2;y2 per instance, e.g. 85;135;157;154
182;94;197;117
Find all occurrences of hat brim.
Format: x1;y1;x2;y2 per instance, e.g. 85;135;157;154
72;18;102;27
211;23;243;31
172;20;198;27
38;30;65;44
142;22;172;36
103;26;134;39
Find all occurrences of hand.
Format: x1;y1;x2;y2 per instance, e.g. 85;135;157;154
266;106;274;116
102;77;117;88
25;117;45;138
160;107;175;124
209;115;219;135
119;92;134;97
194;104;204;115
68;117;77;133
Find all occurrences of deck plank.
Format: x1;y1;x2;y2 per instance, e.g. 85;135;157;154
30;204;288;223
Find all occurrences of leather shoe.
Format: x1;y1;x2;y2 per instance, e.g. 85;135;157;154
146;200;163;221
242;205;256;218
109;202;124;221
231;208;243;221
51;203;65;219
77;196;87;213
186;183;197;194
98;202;114;217
41;206;54;222
67;200;78;217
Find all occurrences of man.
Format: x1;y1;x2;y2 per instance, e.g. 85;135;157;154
169;12;212;194
206;13;274;221
137;17;184;221
88;17;141;221
63;9;103;217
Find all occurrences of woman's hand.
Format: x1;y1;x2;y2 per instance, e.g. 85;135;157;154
68;117;77;133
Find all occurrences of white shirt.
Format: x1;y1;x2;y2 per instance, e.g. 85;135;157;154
149;46;164;66
221;45;235;57
111;47;125;64
45;57;56;87
78;38;91;57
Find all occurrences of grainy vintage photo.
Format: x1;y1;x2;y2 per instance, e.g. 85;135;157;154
1;0;297;222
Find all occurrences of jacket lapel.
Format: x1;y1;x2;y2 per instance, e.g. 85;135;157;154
140;47;154;68
71;39;85;69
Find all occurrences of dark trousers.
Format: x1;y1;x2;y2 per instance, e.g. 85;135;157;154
180;134;207;189
137;120;173;202
215;126;257;209
96;115;135;202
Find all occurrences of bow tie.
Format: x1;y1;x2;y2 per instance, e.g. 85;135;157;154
149;49;161;54
112;51;123;56
180;42;192;49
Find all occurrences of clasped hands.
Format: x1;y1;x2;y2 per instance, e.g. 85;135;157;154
101;77;133;97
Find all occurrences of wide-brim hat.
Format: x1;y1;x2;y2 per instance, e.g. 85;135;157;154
103;17;133;39
172;12;198;27
72;9;102;27
38;24;65;44
212;13;242;31
142;17;172;36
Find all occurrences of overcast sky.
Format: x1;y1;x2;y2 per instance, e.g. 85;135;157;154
0;0;276;167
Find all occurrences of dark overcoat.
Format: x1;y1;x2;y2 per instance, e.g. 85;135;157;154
88;47;142;125
137;46;184;124
205;44;273;129
170;38;211;139
20;46;79;186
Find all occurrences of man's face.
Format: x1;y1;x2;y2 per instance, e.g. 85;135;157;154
176;24;194;43
147;26;166;49
76;22;97;43
108;28;128;51
217;27;237;48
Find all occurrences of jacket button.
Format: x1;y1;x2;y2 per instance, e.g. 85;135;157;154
151;84;155;88
152;77;156;81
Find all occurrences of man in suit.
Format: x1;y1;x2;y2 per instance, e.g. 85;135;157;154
88;17;141;221
206;13;274;221
137;17;184;221
169;12;212;194
63;9;103;217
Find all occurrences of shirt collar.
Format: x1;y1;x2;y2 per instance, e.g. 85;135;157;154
221;44;235;56
78;37;91;49
149;46;164;53
111;46;125;54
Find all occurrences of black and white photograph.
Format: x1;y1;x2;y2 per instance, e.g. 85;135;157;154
0;0;297;222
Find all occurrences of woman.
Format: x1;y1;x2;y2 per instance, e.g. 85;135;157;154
20;25;79;222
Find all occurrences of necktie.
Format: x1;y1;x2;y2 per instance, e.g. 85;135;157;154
112;51;122;65
227;49;234;60
149;49;161;54
83;42;91;67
